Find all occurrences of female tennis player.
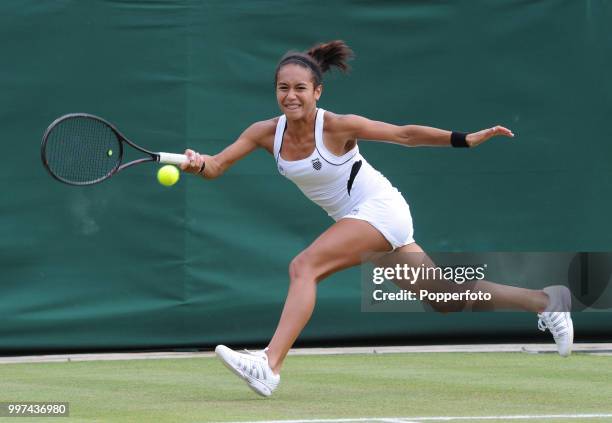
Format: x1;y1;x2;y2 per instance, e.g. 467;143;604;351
181;40;573;397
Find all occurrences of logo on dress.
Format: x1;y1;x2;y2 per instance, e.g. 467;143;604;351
278;164;285;175
311;158;322;171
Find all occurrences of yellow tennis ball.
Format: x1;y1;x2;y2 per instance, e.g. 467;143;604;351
157;165;180;187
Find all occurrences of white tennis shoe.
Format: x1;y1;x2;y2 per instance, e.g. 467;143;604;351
537;285;574;357
215;345;280;397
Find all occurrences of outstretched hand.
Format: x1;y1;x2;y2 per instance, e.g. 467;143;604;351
466;126;514;148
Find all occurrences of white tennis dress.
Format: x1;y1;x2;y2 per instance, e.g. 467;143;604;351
274;108;414;249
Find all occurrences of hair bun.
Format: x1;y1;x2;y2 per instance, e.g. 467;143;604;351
306;40;354;74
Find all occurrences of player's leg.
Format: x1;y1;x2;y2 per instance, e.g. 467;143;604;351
266;218;392;373
215;218;392;396
382;242;548;312
378;242;572;355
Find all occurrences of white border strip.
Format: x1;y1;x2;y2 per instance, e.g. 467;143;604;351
222;414;612;423
2;343;611;364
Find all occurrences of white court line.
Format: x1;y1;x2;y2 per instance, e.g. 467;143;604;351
222;413;612;423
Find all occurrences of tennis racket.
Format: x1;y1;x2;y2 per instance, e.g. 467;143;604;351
41;113;188;185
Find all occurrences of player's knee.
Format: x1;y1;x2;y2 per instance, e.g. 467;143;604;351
289;252;317;282
427;299;466;313
416;278;468;313
288;254;309;281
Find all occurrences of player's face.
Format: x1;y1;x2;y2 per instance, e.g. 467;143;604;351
276;64;322;119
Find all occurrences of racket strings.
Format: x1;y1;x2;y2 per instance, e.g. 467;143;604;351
44;117;121;184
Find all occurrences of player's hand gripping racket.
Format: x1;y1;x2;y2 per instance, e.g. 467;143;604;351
41;113;187;185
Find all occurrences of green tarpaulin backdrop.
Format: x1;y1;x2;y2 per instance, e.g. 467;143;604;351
1;1;611;352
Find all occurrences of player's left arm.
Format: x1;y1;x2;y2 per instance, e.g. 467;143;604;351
335;114;514;148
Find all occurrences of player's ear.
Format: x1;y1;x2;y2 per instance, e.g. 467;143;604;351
314;84;323;100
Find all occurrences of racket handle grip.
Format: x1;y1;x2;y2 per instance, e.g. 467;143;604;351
158;152;188;166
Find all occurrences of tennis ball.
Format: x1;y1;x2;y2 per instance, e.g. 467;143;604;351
157;165;180;187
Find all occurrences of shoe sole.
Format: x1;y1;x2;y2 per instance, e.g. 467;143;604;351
560;313;574;357
559;287;574;357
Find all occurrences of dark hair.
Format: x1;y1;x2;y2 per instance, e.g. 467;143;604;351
275;40;354;86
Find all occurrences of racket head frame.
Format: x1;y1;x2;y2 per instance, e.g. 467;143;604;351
41;113;161;185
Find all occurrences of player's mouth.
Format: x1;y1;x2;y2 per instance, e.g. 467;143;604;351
284;104;301;110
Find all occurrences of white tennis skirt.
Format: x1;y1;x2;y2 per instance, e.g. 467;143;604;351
339;190;415;250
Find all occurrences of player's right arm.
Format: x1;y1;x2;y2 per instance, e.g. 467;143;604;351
181;120;275;179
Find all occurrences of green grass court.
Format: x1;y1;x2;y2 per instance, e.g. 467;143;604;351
1;352;611;422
